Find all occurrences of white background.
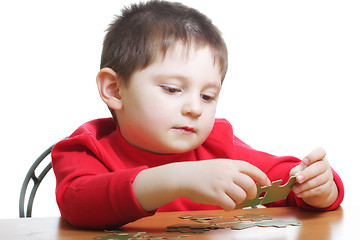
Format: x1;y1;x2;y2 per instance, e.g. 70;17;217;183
0;0;358;219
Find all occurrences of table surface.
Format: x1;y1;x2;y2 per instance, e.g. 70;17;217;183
0;206;356;239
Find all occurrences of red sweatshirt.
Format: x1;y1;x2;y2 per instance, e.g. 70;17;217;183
52;118;344;229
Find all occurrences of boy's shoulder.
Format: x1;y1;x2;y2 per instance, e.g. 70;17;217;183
70;118;117;139
205;118;235;144
53;118;118;160
211;118;234;134
198;118;241;158
207;118;251;149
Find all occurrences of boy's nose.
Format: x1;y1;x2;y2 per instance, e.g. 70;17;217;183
181;96;202;118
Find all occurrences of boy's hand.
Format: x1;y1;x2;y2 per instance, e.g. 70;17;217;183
133;159;270;212
290;147;338;208
178;160;271;211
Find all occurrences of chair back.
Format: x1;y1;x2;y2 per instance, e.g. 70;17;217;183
19;143;55;218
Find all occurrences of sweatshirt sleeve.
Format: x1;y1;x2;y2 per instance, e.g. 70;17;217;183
51;133;154;229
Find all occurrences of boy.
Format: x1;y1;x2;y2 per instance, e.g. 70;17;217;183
52;0;344;229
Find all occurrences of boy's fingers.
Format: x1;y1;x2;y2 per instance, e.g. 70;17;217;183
237;161;271;186
233;174;258;200
218;192;237;211
296;159;329;184
226;184;247;205
293;147;328;184
290;162;307;176
294;171;328;193
294;176;332;198
303;147;326;166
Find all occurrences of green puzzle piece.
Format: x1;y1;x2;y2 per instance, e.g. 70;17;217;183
256;219;301;228
231;219;301;230
236;176;297;209
93;235;132;240
261;176;297;205
235;183;269;209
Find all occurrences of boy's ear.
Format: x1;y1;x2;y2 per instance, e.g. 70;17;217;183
96;68;123;110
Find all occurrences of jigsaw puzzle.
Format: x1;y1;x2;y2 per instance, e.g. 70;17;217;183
95;213;301;239
178;214;221;221
166;223;211;233
138;233;189;239
94;235;133;240
235;214;273;222
95;230;189;240
207;218;241;229
173;213;301;232
231;219;301;230
236;176;297;209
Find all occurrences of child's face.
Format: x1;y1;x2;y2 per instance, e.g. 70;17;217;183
116;43;222;154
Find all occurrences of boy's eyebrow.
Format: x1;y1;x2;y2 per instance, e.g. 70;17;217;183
155;74;222;89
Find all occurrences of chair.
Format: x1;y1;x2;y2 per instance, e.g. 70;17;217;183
19;143;56;218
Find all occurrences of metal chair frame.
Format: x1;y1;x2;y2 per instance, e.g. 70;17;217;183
19;143;55;218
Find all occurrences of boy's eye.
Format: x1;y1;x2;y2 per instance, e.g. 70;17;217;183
161;85;182;94
201;94;216;102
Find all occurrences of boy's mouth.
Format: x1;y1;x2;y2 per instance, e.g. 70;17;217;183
173;126;196;134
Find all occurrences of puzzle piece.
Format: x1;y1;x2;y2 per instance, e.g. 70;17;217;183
230;223;257;230
261;177;297;205
97;231;190;240
104;230;146;237
207;217;240;225
139;232;189;239
93;235;133;240
236;183;269;208
166;223;211;234
235;214;273;222
256;220;301;228
166;228;208;234
236;176;297;209
206;217;241;229
178;214;196;219
178;214;221;221
167;223;210;229
231;219;301;230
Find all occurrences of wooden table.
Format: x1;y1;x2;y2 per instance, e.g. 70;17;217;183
0;206;355;239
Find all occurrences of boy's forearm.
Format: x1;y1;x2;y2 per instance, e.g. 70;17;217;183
132;163;183;212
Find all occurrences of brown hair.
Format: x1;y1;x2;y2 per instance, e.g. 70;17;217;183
100;0;228;119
